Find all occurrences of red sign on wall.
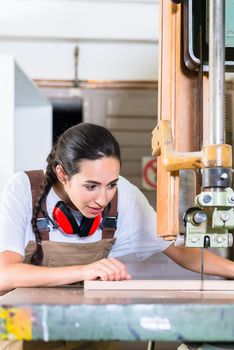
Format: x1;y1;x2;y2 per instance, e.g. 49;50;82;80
142;157;157;190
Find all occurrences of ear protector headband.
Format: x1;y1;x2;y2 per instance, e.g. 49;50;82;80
41;200;101;238
53;201;102;237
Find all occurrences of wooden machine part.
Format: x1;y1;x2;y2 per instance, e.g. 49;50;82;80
153;0;205;241
152;0;234;249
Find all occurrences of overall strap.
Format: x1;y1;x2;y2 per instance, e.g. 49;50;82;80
101;191;118;239
25;170;49;241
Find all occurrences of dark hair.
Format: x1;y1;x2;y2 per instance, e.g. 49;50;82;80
31;123;121;265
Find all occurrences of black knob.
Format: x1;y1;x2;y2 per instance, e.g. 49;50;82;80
204;236;210;248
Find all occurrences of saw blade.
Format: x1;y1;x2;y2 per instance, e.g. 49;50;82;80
200;248;204;291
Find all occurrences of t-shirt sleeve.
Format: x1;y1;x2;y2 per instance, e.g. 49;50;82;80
0;172;32;257
110;177;173;260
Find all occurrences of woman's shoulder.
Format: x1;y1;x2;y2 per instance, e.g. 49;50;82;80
118;175;145;197
1;171;32;199
118;175;147;206
5;171;30;188
118;175;136;190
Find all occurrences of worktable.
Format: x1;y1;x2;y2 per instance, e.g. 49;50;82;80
0;285;234;345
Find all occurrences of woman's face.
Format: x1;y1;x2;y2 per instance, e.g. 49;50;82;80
61;157;120;218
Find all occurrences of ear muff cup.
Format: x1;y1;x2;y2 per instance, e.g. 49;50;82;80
79;214;102;237
53;201;79;235
52;201;101;237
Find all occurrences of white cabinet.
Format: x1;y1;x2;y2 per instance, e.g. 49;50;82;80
0;55;52;193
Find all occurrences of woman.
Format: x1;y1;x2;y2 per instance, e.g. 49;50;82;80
0;122;233;292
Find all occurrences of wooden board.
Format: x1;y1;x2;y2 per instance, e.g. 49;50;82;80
84;280;234;291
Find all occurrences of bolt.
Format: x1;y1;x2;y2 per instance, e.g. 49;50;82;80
220;172;228;180
202;194;212;204
220;213;230;222
229;196;234;203
193;212;207;224
217;236;223;243
191;237;198;243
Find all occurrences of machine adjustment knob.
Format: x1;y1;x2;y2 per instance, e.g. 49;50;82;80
193;212;207;224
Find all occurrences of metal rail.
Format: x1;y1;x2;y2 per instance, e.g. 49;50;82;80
209;0;225;145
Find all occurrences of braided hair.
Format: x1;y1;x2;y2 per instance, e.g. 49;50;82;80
31;122;121;265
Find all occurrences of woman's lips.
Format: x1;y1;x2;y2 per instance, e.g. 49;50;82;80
86;206;103;215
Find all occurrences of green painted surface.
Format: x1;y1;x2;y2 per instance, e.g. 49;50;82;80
1;303;234;342
226;0;234;48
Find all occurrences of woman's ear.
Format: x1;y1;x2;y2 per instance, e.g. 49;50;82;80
55;165;68;184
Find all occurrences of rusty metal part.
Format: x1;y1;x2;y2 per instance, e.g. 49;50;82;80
152;120;232;171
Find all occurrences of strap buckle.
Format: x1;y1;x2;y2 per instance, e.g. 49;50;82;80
101;216;118;229
36;218;50;231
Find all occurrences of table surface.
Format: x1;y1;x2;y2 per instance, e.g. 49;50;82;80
0;285;234;343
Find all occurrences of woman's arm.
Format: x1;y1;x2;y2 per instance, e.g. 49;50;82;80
0;251;131;292
164;244;234;278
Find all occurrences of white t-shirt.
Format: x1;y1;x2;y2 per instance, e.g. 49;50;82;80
0;172;172;260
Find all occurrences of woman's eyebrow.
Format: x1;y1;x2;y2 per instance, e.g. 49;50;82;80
84;178;119;185
83;180;100;185
108;178;119;185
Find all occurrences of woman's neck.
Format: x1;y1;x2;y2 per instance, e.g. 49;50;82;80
52;181;77;210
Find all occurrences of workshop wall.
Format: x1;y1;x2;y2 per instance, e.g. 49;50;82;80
0;0;160;194
0;0;159;81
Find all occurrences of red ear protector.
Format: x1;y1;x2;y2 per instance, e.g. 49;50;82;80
52;201;101;237
41;200;102;238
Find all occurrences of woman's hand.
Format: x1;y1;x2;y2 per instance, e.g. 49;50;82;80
80;257;132;281
0;252;131;291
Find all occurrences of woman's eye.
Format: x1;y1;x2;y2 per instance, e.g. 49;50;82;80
85;185;97;191
108;183;117;189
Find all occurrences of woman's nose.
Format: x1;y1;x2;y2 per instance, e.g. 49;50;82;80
95;189;108;207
